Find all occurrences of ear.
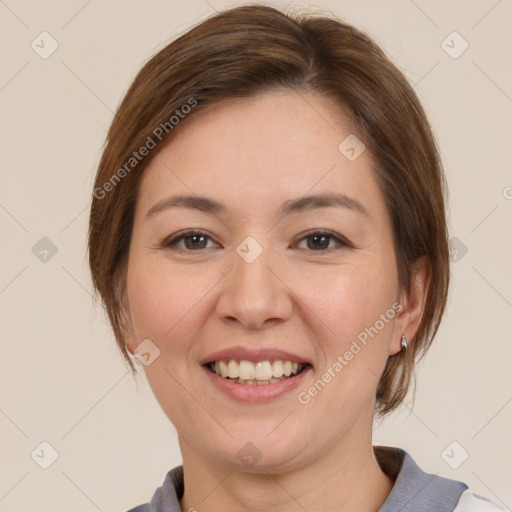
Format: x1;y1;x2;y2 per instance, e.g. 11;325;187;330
389;256;431;356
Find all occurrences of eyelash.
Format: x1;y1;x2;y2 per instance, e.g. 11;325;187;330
161;229;353;253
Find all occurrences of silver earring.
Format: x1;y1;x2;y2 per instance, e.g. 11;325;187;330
401;335;408;351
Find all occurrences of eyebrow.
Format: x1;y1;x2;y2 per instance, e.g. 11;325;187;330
144;192;370;220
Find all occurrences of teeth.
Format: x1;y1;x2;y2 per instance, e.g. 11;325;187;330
239;360;255;380
210;359;304;383
227;360;239;378
255;361;273;380
219;361;229;378
272;360;284;378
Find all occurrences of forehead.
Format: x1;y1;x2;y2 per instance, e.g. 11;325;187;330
136;90;384;220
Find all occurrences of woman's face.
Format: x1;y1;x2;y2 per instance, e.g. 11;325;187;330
124;90;414;472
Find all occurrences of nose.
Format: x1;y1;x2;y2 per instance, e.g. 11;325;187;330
215;240;294;330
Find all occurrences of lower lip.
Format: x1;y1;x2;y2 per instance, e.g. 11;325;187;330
202;365;311;403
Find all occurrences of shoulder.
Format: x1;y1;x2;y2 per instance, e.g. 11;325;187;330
125;465;184;512
374;446;506;512
454;489;508;511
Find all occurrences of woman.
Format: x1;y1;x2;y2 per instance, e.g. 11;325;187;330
88;5;504;511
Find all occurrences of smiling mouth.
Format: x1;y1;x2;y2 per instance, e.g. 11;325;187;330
206;359;309;385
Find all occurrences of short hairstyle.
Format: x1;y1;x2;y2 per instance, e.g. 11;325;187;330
88;4;450;416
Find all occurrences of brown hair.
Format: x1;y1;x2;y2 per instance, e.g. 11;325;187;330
88;4;449;416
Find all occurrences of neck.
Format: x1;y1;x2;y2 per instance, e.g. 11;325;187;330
178;423;394;512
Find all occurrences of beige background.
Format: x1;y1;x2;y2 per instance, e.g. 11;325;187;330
1;0;511;511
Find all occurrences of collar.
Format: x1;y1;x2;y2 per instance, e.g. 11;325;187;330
132;446;468;512
374;446;468;511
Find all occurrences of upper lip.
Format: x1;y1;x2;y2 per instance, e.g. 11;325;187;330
200;347;311;366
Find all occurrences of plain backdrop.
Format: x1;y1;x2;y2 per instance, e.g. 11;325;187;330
1;1;511;511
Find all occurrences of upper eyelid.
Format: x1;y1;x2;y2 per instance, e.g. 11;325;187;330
165;229;219;244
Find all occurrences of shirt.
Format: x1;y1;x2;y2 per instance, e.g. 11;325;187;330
127;446;505;511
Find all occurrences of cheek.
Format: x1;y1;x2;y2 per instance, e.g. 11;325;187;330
292;266;398;421
126;261;218;429
301;263;397;342
126;259;214;352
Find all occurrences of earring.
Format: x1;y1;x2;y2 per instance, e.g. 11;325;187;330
401;335;408;351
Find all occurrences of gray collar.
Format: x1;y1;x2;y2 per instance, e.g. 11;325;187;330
375;447;468;511
129;446;468;512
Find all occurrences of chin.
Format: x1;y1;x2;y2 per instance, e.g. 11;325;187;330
199;425;311;474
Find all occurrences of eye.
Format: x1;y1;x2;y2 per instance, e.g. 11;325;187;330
294;229;352;252
161;229;352;253
162;230;220;251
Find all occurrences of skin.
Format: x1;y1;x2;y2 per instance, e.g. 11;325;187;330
123;90;429;511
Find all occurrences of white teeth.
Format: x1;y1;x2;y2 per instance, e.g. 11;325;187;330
210;359;305;383
219;360;229;378
255;361;273;380
227;360;239;378
272;360;284;378
238;360;256;380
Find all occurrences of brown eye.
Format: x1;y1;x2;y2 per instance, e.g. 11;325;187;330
163;230;218;251
306;233;331;250
295;230;352;252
